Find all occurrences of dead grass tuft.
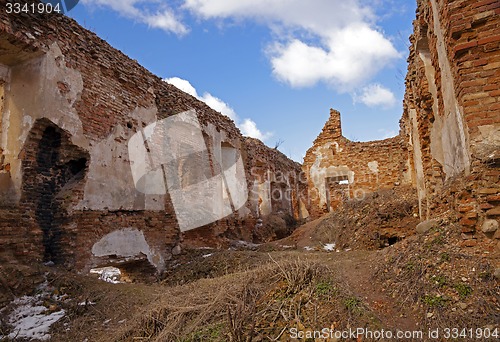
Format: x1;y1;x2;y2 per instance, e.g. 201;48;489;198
112;256;377;341
312;186;419;250
374;221;500;331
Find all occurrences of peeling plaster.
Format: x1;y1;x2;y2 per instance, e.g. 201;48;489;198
474;124;500;159
310;145;354;207
258;180;272;216
77;106;161;211
368;161;379;173
419;51;445;167
1;42;89;202
91;228;164;272
409;108;427;219
299;199;309;219
429;0;470;178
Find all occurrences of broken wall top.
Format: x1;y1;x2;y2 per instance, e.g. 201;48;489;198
0;0;241;141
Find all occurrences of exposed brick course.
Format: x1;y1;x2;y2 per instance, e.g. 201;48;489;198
303;109;411;218
0;0;305;271
401;0;499;241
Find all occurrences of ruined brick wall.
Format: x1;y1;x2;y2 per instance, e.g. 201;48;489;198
182;138;306;246
303;109;412;218
402;0;499;244
243;137;306;220
0;0;305;271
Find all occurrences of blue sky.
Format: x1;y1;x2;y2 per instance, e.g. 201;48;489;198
70;0;416;162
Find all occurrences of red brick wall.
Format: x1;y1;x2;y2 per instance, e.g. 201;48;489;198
0;1;306;270
402;0;499;243
303;109;411;218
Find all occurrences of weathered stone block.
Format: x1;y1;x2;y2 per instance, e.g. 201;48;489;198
486;207;500;216
482;219;499;233
416;219;439;234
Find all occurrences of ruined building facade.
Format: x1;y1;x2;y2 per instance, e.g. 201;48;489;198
303;109;412;218
0;2;306;273
0;0;499;273
304;0;499;246
401;0;499;243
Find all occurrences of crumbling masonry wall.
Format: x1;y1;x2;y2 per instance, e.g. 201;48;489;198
303;109;412;219
0;0;304;271
401;0;499;246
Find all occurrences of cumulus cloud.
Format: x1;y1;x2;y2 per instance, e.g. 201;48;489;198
165;77;198;97
164;77;272;141
165;77;237;120
270;25;399;89
183;0;373;30
184;0;401;90
199;93;237;121
144;10;189;34
239;119;273;141
378;128;398;139
83;0;401;93
356;83;397;108
81;0;188;35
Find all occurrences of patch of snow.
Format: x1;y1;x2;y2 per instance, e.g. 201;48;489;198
78;301;96;306
235;240;261;248
90;267;122;284
202;253;213;258
229;240;261;251
280;245;295;249
323;243;336;251
303;246;314;251
6;295;65;341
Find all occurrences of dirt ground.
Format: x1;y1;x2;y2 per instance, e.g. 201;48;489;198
1;187;498;341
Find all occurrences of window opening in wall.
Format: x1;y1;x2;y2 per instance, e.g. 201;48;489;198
22;119;89;264
325;175;349;212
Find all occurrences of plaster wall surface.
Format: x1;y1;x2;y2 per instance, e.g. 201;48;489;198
402;0;499;238
0;1;306;270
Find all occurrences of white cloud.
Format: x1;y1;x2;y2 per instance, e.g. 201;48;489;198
199;93;237;121
377;128;398;139
184;0;401;90
165;77;198;97
164;77;272;141
83;0;402;98
183;0;373;30
165;77;237;120
81;0;188;36
239;118;272;141
356;83;397;108
144;10;189;35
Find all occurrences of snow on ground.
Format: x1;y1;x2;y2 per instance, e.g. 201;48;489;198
90;266;122;284
4;295;65;341
323;243;336;251
303;246;314;251
229;240;261;250
202;253;213;258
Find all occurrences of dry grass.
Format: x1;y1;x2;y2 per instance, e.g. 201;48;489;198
111;255;380;342
312;186;419;250
374;221;500;331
